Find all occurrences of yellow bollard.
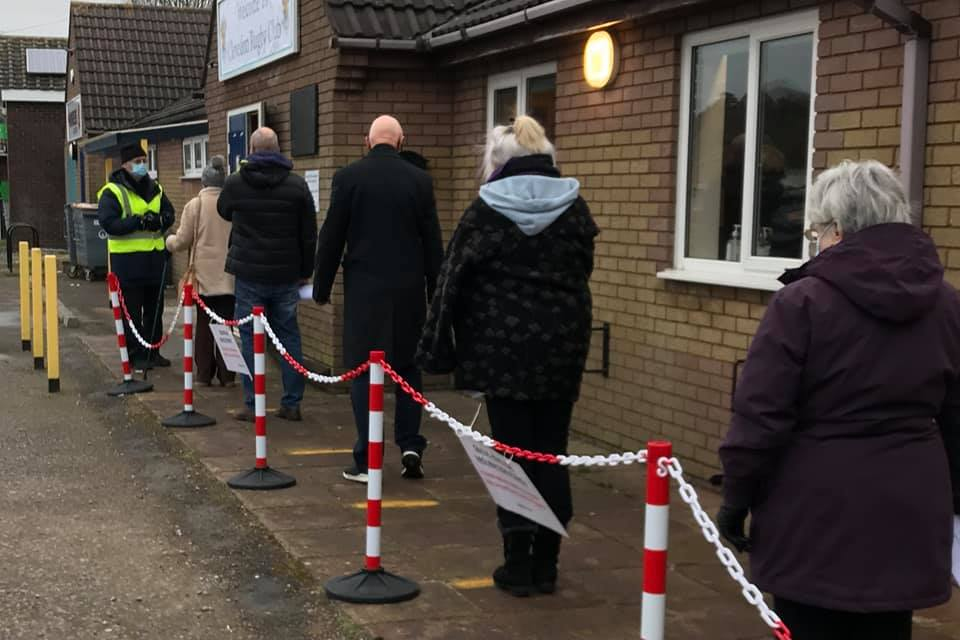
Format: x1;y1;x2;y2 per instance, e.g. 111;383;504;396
44;255;60;393
31;248;44;370
18;241;30;352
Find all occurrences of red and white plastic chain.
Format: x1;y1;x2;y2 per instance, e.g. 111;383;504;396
657;457;792;640
379;360;648;467
191;290;253;327
116;283;184;350
260;314;370;383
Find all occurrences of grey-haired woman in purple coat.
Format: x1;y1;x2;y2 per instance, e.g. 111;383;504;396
718;160;960;640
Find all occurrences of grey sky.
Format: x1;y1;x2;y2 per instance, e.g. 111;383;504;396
1;0;122;39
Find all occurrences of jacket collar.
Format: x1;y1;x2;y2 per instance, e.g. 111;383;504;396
367;143;400;158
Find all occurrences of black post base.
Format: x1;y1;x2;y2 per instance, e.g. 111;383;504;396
324;568;420;604
162;410;216;428
227;466;296;490
106;379;154;397
48;378;60;393
33;357;43;370
21;340;30;351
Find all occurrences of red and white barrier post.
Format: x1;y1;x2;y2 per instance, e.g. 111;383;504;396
105;273;153;397
641;441;672;640
227;305;295;490
162;283;216;428
325;350;420;604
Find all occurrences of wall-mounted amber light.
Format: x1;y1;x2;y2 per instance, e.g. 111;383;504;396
583;30;618;89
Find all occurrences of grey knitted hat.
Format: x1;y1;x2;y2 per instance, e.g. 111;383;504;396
201;155;226;188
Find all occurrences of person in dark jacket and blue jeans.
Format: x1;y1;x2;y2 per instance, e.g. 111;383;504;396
217;127;317;422
418;115;598;597
718;160;960;639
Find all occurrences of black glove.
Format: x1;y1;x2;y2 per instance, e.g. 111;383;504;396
717;505;751;553
142;213;162;231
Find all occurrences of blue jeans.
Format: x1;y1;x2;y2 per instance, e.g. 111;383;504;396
350;363;427;470
235;279;305;410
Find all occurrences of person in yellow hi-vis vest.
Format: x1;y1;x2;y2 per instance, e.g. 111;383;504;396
97;142;175;370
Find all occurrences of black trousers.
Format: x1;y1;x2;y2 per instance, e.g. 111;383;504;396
774;597;912;640
350;362;426;470
484;397;574;532
118;278;164;361
195;294;235;385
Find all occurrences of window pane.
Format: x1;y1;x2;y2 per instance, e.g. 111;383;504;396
183;144;191;173
752;34;813;259
204;140;209;165
194;142;202;169
493;87;517;127
685;38;748;261
526;74;556;140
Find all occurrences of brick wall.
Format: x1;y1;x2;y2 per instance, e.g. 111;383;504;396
815;0;960;286
205;0;342;367
438;0;958;478
199;0;960;478
7;101;67;248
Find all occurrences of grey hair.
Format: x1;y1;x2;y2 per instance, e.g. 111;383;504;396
808;159;912;234
481;114;555;182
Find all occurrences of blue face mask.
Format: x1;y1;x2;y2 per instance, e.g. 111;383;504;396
129;162;148;179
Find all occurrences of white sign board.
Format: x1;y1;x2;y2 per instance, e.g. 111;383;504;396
66;95;82;142
217;0;299;81
209;324;251;376
459;435;568;537
304;169;320;212
953;515;960;587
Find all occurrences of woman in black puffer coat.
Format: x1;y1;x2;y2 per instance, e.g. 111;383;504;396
417;115;598;597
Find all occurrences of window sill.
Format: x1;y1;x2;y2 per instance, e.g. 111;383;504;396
656;268;784;292
181;174;202;180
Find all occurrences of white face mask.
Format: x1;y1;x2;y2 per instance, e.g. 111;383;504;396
814;221;836;257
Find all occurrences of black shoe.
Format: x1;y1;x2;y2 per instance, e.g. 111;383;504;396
401;450;424;479
151;353;172;367
493;532;534;597
232;407;255;423
342;466;368;484
273;405;302;421
532;530;562;594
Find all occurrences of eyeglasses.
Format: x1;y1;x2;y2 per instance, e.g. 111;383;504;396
804;221;836;242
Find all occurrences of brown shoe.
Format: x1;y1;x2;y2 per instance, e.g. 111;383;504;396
232;407;255;422
273;406;302;421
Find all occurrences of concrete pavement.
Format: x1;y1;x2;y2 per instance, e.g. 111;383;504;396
56;276;960;640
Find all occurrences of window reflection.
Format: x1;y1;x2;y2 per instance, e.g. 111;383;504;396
753;34;813;259
685;38;748;261
493;87;517;128
526;74;556;141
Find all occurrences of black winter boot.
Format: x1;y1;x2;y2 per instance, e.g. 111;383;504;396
492;532;534;597
532;530;562;594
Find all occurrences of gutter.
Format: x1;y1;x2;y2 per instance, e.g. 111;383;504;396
853;0;932;226
330;0;596;51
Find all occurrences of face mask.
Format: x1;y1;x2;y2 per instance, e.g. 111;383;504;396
129;162;148;179
814;221;836;257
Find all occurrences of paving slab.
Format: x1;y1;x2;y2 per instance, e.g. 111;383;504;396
66;280;960;640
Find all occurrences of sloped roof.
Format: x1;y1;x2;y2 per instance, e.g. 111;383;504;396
430;0;550;36
0;37;67;91
128;94;205;128
326;0;488;39
70;2;211;133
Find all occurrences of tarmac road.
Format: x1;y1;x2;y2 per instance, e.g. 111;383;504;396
0;272;364;640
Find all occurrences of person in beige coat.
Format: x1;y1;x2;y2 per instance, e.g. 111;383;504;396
166;156;236;386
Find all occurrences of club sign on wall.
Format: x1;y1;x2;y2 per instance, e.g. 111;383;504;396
217;0;299;81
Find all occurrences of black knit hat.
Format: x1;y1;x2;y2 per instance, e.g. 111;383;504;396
120;142;146;164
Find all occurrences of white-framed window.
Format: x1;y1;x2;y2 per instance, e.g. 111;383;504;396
660;10;818;292
147;144;158;180
487;62;558;140
182;134;209;178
